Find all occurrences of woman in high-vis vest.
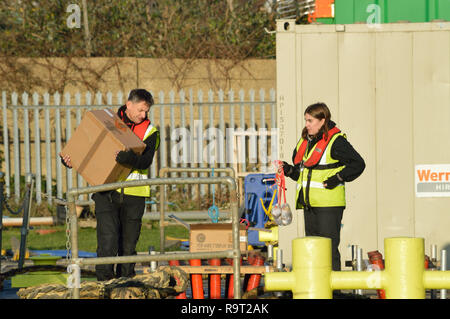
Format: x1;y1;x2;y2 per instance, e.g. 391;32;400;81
282;102;365;272
62;89;160;281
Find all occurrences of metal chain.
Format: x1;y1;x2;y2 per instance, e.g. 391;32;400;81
65;206;71;262
64;205;74;298
0;174;35;216
2;189;28;216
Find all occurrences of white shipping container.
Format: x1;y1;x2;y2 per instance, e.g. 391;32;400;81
275;20;450;267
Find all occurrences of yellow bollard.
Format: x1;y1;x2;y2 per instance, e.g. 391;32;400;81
265;237;333;299
384;237;425;299
264;236;450;299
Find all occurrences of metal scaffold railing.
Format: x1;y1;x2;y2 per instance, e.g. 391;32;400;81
158;167;237;254
65;175;242;299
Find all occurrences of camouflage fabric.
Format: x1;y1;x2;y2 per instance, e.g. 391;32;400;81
17;266;189;299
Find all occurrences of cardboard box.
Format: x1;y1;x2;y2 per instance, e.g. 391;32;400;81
189;223;248;253
61;109;146;186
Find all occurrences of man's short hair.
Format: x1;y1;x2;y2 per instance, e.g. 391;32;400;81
127;89;154;108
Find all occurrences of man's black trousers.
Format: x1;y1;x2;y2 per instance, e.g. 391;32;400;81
92;191;146;281
303;206;344;271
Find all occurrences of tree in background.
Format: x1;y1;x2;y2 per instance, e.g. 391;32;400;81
0;0;276;58
0;0;277;92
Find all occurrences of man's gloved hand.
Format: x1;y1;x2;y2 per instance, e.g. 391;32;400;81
282;161;294;176
323;175;342;189
116;149;138;166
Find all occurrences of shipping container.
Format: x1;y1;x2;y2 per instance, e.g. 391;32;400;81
275;20;450;268
314;0;450;24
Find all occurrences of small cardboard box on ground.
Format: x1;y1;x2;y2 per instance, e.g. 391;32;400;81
61;109;146;186
189;223;248;253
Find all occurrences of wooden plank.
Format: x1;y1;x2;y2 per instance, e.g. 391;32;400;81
179;265;273;274
142;265;273;275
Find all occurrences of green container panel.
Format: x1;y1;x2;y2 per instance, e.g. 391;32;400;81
334;0;450;24
316;17;336;24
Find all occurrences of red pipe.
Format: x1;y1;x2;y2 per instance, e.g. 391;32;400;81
368;250;386;299
169;260;187;299
189;259;204;299
246;255;265;292
208;259;222;299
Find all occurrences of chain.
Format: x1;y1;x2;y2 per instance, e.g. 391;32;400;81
64;205;74;298
2;187;29;216
65;205;71;261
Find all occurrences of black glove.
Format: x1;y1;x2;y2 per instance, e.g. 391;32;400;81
323;175;342;189
116;150;138;166
282;161;294;176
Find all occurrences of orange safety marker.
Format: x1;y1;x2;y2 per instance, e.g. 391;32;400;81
189;259;204;299
208;259;222;299
368;251;386;299
169;260;187;299
246;255;265;291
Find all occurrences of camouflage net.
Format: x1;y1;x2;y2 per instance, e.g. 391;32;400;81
16;266;188;299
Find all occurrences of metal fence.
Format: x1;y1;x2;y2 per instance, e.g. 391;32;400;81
1;88;277;205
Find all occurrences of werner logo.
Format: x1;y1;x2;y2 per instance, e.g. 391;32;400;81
415;164;450;198
417;169;450;182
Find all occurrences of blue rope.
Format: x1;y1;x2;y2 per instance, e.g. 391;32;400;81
208;167;219;223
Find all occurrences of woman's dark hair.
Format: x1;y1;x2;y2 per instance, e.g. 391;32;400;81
301;102;332;139
128;89;154;108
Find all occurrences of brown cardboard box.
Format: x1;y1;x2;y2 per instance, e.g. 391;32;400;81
61;109;146;186
189;223;248;253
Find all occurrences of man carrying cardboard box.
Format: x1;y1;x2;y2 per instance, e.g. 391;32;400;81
61;89;160;281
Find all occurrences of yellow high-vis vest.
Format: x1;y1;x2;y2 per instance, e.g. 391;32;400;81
118;123;160;197
294;132;346;208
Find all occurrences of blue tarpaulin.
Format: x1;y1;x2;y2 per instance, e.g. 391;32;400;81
31;250;97;258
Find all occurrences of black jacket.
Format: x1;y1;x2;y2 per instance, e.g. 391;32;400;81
285;121;365;207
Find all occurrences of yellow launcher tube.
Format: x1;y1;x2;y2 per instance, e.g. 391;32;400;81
258;227;278;242
384;237;425;299
423;271;450;289
264;272;295;291
331;271;384;291
273;246;278;263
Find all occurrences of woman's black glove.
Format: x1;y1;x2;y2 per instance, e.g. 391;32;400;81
282;161;294;176
282;161;300;181
323;175;342;189
116;150;138;166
